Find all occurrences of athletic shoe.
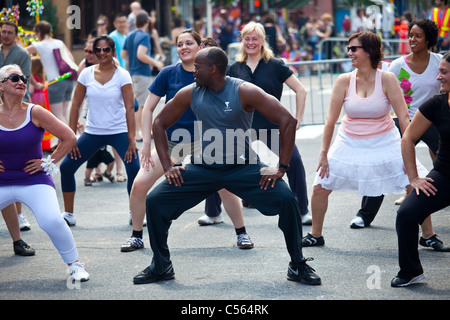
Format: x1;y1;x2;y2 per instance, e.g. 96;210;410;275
391;274;424;287
128;211;146;226
68;261;89;282
63;212;76;226
237;233;254;249
13;240;35;256
133;264;175;284
350;216;365;229
394;194;406;205
121;237;144;252
301;212;312;225
197;213;224;225
287;258;321;285
419;234;450;252
302;233;325;247
18;214;31;231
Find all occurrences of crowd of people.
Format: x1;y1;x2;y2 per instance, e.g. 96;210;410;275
1;1;450;289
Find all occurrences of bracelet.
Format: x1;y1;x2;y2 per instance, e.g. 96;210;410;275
40;155;59;177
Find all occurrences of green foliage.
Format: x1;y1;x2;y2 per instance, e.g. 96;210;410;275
40;0;58;34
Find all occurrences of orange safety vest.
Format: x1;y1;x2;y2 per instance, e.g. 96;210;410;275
432;8;450;38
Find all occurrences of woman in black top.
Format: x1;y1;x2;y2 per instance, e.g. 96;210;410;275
228;22;310;222
392;52;450;287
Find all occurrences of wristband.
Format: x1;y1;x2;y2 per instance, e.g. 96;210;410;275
278;162;290;171
40;155;59;177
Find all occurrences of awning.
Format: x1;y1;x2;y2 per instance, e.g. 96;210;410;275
271;0;311;9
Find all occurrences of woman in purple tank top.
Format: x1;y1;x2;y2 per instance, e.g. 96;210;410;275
0;64;89;282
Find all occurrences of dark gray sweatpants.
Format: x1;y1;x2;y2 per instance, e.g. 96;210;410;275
145;162;304;275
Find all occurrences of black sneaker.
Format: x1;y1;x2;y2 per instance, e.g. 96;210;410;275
419;234;450;252
287;258;321;285
391;274;424;287
302;233;325;247
133;264;175;284
13;240;35;256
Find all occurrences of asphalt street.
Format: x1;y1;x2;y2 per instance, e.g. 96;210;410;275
1;124;449;311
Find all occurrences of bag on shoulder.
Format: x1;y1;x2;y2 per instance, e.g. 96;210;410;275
53;46;78;81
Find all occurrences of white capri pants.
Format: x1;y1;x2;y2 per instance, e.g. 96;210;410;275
0;184;78;264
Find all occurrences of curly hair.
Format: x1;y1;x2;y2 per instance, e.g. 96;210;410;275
408;18;439;50
348;31;383;69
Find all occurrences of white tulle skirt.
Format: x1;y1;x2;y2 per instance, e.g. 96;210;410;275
313;127;428;197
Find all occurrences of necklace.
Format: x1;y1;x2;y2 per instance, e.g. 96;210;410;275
3;106;22;122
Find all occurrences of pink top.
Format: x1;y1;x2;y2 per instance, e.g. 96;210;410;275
341;69;394;139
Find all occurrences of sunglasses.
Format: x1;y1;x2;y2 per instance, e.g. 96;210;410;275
94;46;112;54
84;49;94;54
1;73;27;84
347;46;363;52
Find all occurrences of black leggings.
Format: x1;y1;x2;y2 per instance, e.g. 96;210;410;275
358;119;440;225
395;169;450;278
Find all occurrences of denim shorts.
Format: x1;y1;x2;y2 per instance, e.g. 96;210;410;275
47;79;74;104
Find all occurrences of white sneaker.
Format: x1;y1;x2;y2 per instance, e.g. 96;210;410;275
301;212;312;225
128;211;146;226
63;212;76;226
68;261;89;282
197;213;224;225
394;194;407;205
18;214;31;231
63;212;77;227
350;216;365;229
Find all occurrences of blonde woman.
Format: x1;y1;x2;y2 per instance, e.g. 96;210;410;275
225;22;311;223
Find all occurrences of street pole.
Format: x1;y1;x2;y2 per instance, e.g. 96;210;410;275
207;0;213;37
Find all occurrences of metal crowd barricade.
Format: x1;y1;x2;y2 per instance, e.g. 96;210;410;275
283;37;404;126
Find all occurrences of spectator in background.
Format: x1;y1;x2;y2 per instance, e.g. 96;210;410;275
316;13;336;60
342;15;351;36
351;8;368;33
88;14;109;41
149;10;165;71
122;10;164;142
0;21;32;102
219;21;236;53
109;12;129;69
128;1;142;33
262;12;285;57
26;21;76;125
169;17;184;64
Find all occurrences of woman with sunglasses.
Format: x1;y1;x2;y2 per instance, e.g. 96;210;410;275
122;29;249;252
59;35;140;226
302;31;427;247
392;51;450;287
0;64;89;282
354;19;449;251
